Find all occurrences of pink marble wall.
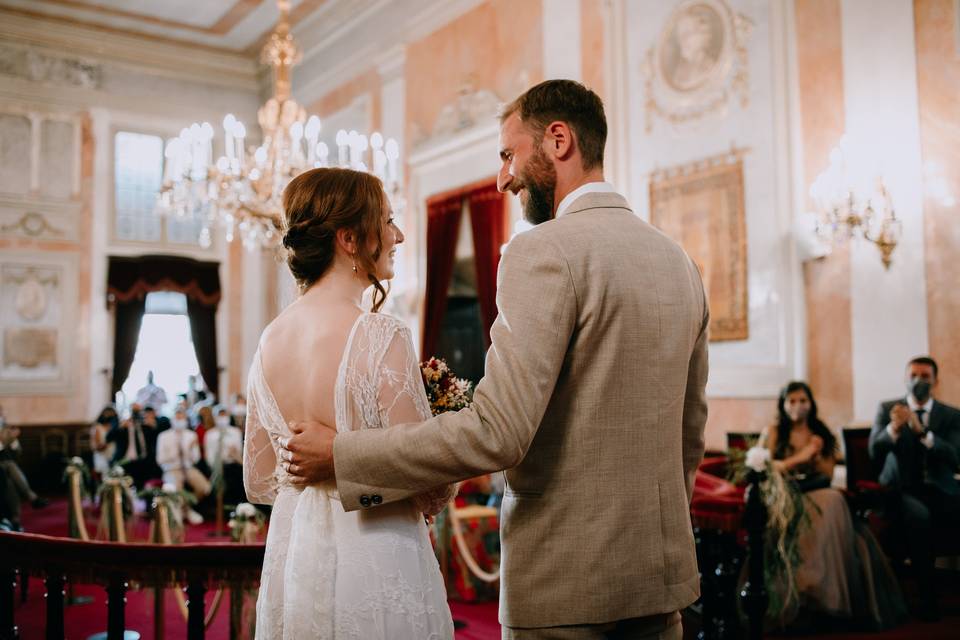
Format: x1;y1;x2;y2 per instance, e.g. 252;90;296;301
795;0;854;428
0;115;93;424
915;0;960;405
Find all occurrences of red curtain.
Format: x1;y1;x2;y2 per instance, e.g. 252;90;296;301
421;194;464;358
468;183;508;346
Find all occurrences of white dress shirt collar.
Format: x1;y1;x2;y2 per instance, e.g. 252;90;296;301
555;181;617;218
907;395;934;414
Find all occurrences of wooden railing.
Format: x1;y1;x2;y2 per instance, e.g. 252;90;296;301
0;531;264;640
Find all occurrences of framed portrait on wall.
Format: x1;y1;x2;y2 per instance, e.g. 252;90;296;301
649;152;748;342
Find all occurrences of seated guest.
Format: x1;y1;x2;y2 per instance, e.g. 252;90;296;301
763;382;904;629
90;409;117;478
869;356;960;620
156;409;210;524
141;406;169;480
204;407;245;505
0;406;48;530
106;404;151;487
229;393;247;429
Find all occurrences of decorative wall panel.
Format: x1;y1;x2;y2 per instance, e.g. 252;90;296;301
0;252;78;395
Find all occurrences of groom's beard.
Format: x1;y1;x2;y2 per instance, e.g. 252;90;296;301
518;146;557;226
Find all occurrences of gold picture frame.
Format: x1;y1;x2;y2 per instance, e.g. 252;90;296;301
649;150;748;342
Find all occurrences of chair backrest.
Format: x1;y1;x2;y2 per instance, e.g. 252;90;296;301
842;427;877;488
726;431;759;452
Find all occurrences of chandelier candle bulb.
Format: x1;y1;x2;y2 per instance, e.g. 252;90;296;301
234;122;246;169
336;129;348;166
223;114;237;160
317;142;329;168
156;0;404;251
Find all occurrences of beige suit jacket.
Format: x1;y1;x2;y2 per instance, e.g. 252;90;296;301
333;191;709;628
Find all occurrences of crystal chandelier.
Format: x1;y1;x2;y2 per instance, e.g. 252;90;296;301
156;0;401;250
809;137;902;269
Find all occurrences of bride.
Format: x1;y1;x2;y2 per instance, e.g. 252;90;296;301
242;167;455;639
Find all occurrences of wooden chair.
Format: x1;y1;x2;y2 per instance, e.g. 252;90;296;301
725;431;760;452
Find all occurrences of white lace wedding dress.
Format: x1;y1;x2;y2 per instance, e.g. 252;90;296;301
244;312;455;639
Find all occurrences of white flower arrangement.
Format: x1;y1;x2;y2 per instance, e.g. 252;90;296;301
745;446;771;473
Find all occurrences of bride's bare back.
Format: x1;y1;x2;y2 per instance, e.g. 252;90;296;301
258;291;361;432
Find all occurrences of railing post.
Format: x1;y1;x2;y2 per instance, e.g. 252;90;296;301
44;573;65;640
740;469;768;640
186;576;206;640
154;587;165;640
229;585;243;639
0;569;17;640
106;576;127;640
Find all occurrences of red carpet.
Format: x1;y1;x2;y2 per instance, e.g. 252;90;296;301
13;496;502;638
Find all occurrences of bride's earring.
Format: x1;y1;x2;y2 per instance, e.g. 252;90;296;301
352;259;358;273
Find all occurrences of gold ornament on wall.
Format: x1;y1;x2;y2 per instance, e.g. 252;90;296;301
641;0;753;133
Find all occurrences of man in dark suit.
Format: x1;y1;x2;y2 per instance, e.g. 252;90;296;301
869;355;960;619
107;404;151;487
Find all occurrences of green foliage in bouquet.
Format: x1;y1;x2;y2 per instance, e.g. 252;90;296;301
138;483;196;541
728;446;815;625
96;465;136;516
420;357;473;416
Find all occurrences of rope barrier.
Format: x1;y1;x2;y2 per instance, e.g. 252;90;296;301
446;500;500;583
65;468;90;542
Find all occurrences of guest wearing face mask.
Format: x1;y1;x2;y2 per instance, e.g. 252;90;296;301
156;409;210;525
869;356;960;620
761;382;905;630
204;407;245;506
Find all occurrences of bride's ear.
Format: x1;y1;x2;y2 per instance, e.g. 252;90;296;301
335;228;358;256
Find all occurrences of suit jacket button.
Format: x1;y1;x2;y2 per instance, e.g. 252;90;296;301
371;494;382;505
359;495;371;508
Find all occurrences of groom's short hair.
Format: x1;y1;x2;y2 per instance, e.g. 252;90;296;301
500;79;607;171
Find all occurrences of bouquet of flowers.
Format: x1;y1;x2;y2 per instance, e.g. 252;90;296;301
420;357;473;415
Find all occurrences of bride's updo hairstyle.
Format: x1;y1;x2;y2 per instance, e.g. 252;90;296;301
281;167;388;312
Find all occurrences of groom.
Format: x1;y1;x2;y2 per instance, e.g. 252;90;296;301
282;79;709;639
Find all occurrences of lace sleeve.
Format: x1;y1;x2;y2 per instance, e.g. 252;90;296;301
243;354;278;505
376;321;457;515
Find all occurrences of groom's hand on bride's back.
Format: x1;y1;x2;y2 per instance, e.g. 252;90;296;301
279;421;337;485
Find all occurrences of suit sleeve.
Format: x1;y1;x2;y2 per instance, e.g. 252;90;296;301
681;266;709;503
333;231;577;511
869;402;896;461
929;408;960;470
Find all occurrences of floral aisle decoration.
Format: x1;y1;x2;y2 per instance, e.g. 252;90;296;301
95;465;136;541
139;482;196;543
228;502;266;543
420;357;473;415
729;445;813;624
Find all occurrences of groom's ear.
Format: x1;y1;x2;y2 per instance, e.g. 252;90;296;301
544;121;574;161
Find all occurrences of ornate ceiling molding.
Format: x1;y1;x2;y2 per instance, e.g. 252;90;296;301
0;9;258;90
